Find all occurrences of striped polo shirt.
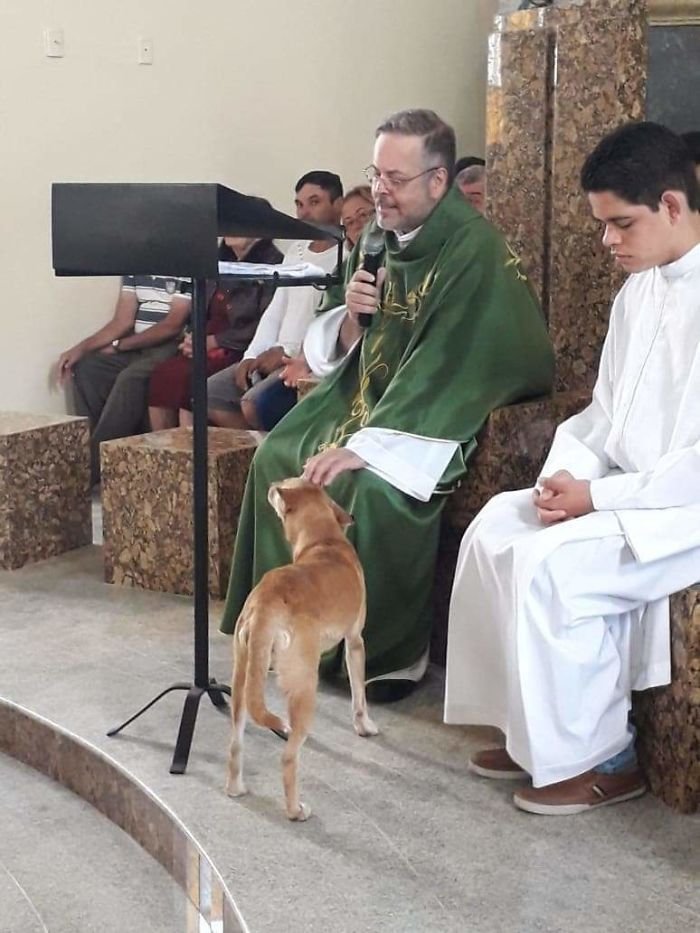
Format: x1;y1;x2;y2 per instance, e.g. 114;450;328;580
122;275;192;334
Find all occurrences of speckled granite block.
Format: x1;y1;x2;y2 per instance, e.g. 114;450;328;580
0;412;91;569
486;15;550;305
633;587;700;813
486;0;646;391
101;428;260;598
431;390;589;664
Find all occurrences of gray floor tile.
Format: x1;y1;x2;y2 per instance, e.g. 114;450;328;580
1;546;699;933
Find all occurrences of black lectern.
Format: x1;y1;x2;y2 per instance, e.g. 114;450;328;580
52;183;343;773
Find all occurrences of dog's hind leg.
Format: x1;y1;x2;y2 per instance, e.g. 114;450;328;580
246;615;290;738
344;634;379;737
281;681;317;821
226;626;249;798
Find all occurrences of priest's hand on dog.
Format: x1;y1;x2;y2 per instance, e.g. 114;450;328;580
533;470;594;524
303;448;367;486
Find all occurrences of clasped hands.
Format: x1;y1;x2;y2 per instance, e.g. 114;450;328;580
234;347;286;391
533;470;594;525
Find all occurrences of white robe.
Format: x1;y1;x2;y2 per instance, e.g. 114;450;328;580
444;243;700;786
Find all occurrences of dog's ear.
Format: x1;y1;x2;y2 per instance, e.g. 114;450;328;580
330;498;354;530
268;483;288;517
269;483;299;518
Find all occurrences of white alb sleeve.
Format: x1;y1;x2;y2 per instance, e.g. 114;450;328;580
345;428;459;501
590;441;700;511
303;305;359;377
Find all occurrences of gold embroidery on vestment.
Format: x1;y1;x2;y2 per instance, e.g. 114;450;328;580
504;242;528;281
317;264;436;451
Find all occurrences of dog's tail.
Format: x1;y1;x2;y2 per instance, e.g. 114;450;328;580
242;610;289;736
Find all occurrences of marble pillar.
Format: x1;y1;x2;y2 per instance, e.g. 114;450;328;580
486;0;646;391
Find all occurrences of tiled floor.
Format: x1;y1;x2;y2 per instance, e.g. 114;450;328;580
1;544;699;932
0;755;186;933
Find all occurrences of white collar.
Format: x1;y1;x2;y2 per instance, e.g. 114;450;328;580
394;226;423;248
659;241;700;280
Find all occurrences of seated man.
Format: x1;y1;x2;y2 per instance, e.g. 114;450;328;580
220;109;554;700
260;185;378;421
455;163;486;213
57;274;191;483
206;171;343;430
455;155;486;174
445;122;700;814
147;232;283;430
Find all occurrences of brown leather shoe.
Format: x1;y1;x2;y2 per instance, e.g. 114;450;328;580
468;747;528;780
513;768;647;815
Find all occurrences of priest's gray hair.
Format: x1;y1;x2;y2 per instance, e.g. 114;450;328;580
376;109;456;183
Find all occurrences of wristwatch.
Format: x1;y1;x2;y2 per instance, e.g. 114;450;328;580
111;338;121;351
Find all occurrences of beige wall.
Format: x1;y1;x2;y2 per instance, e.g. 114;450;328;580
1;0;497;413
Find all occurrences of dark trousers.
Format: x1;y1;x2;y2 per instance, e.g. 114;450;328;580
72;341;178;482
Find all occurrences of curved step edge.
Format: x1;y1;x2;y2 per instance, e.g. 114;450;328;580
0;697;248;933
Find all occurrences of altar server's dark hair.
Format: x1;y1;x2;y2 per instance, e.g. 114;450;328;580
581;121;700;212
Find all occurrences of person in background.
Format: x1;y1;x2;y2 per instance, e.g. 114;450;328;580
147;233;282;430
341;185;375;249
456;163;487;213
56;274;191;483
206;171;343;430
455;155;485;174
274;187;377;400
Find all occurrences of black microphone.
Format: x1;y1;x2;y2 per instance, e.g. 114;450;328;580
359;230;385;328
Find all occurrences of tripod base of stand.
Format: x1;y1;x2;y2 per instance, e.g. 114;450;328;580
107;679;231;774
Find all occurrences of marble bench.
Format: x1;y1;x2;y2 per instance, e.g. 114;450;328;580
101;427;261;598
633;587;700;813
0;411;91;569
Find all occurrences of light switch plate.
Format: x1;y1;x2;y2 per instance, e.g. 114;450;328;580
44;28;65;58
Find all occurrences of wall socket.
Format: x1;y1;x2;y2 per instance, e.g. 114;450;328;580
44;28;65;58
138;37;153;65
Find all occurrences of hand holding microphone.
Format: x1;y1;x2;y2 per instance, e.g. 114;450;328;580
346;230;385;328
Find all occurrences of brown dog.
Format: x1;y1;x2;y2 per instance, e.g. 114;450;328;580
226;477;378;820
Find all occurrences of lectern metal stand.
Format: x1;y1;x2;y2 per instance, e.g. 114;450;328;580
105;276;229;774
52;183;342;773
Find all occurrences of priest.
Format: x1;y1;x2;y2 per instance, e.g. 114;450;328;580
445;121;700;813
220;109;554;700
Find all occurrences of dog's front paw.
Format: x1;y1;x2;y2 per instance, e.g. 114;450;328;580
288;801;311;821
354;715;379;737
225;777;248;798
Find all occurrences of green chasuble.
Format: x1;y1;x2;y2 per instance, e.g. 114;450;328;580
220;188;554;680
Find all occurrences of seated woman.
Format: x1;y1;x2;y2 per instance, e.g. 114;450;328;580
148;235;282;430
339;184;375;251
253;187;376;430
